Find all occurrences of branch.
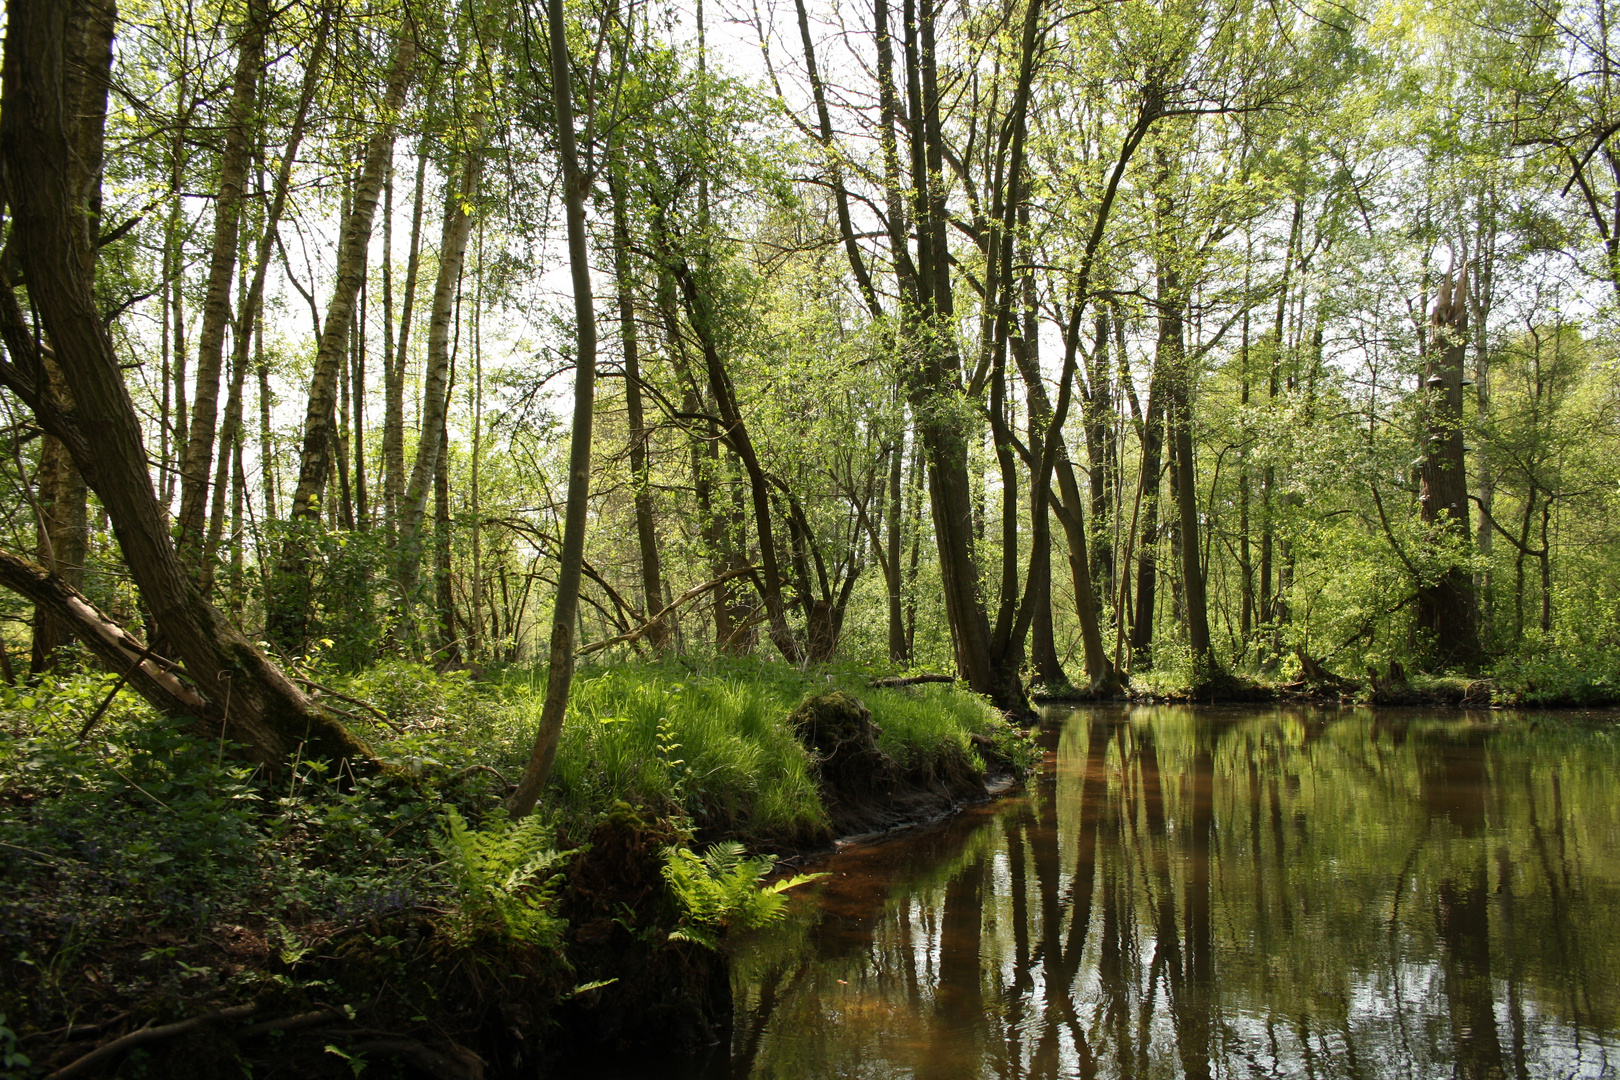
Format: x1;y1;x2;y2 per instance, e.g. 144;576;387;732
46;1005;259;1079
576;567;757;658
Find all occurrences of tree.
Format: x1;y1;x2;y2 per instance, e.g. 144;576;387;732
0;0;366;768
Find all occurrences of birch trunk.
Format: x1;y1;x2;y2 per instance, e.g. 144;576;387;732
285;29;416;523
269;26;414;648
384;148;428;537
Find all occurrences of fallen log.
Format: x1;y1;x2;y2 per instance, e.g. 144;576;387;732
868;673;957;689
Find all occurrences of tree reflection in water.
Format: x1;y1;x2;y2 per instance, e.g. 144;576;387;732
717;706;1620;1080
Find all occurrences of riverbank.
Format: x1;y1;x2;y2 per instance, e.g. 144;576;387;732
1032;657;1620;709
0;660;1035;1078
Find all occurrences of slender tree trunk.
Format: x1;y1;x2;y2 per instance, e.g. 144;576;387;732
611;172;669;651
1130;361;1167;670
397;145;485;615
434;417;461;665
670;258;805;664
230;426;246;617
507;0;598;816
468;245;482;661
257;324;276;521
384;147;429;537
353;274;369;531
1167;305;1218;683
1085;307;1116;608
176;0;266;564
1019;229;1065;687
285;31;415;524
269;28;414;649
200;342;247;593
886;421;909;663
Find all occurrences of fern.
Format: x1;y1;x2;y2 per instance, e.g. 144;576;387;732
661;841;823;950
437;807;570;945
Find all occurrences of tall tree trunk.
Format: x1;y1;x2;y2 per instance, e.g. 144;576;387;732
384;147;429;537
1017;227;1065;686
175;0;266;565
507;0;598;816
286;32;415;523
886;422;909;663
1084;307;1116;607
230;424;246;617
353;275;369;531
902;0;1003;703
1166;296;1218;683
200;343;247;593
1129;359;1167;670
397;145;485;617
0;0;366;768
1418;265;1481;669
257;327;276;521
610;172;669;652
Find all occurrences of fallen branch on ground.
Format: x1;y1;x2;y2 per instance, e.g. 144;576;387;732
868;673;956;688
46;1004;259;1079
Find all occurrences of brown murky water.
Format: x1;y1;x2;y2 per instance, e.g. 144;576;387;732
597;706;1620;1079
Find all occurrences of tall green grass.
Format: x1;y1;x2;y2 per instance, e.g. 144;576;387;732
484;658;1012;845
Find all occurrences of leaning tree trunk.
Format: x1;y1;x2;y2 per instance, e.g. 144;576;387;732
0;0;367;769
506;0;598;818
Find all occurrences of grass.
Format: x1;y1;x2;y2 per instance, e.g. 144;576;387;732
496;657;1015;845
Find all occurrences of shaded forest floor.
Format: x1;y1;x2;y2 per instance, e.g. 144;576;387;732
0;659;1037;1079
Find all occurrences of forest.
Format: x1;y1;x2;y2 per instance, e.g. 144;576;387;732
0;0;1618;1069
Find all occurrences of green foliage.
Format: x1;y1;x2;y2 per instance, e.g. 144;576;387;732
436;808;569;946
660;841;822;951
0;1013;29;1078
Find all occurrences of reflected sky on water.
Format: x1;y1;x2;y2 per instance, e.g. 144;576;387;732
587;706;1620;1079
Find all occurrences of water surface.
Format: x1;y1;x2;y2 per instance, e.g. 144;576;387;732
621;706;1620;1078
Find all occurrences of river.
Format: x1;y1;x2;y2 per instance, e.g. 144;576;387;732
586;705;1620;1079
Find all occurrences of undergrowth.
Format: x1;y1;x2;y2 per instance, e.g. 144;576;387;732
0;655;1018;1061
